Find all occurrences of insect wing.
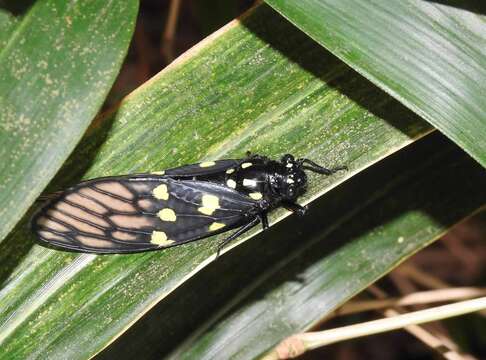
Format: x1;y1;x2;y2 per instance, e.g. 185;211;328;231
33;176;258;253
159;159;241;178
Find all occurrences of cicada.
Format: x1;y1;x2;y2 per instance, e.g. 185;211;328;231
33;154;345;255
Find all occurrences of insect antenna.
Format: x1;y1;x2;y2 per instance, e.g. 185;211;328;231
298;158;347;175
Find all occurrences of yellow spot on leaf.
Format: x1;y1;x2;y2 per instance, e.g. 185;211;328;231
153;184;169;200
200;161;216;167
151;231;174;246
209;222;225;231
249;192;263;200
158;208;177;221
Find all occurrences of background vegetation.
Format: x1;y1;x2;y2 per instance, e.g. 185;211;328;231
0;1;485;359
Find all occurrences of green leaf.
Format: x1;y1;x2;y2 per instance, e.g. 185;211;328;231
161;134;486;359
0;9;18;47
0;4;438;358
264;0;486;167
0;0;139;242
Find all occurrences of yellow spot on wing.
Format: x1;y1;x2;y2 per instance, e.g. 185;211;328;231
158;208;177;221
198;194;220;215
227;179;237;188
153;184;169;200
241;162;252;168
243;178;257;187
152;170;165;175
226;168;235;174
202;194;220;208
200;161;216;167
209;222;225;231
249;192;263;200
151;231;175;246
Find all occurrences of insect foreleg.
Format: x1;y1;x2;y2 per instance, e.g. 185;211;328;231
282;202;307;216
216;216;261;258
259;212;269;229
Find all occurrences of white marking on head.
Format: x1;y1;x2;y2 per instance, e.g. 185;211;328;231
198;194;220;215
226;179;237;189
150;231;175;246
209;222;225;231
243;178;257;187
158;208;177;222
241;162;252;168
153;184;169;200
249;192;263;200
286;178;294;184
200;161;216;167
286;163;293;168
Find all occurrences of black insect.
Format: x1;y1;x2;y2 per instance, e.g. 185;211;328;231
33;153;345;256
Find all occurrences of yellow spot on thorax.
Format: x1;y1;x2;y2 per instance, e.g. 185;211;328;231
209;222;225;231
158;208;177;221
200;161;216;167
249;192;263;200
198;194;220;215
153;184;169;200
151;231;175;246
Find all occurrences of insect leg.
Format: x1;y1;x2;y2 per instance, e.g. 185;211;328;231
282;202;308;216
216;216;260;258
243;151;270;164
300;159;347;175
260;212;269;230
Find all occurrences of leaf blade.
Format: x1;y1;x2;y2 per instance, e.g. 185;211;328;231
0;4;437;358
0;0;139;242
265;0;486;167
164;134;486;360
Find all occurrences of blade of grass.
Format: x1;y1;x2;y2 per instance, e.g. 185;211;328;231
163;134;486;360
0;0;139;242
265;0;486;167
0;9;18;47
0;4;433;359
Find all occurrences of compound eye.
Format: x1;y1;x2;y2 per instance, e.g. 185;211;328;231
281;154;295;164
